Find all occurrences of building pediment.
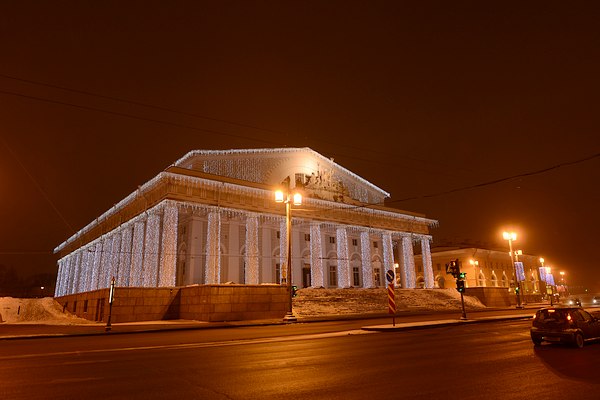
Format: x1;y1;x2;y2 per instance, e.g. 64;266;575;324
173;148;389;204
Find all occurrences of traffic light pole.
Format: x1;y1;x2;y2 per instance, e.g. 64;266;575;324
459;287;467;320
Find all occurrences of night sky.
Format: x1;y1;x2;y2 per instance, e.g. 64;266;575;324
1;2;598;292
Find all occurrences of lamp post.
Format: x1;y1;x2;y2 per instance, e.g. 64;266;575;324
503;231;522;308
275;186;302;323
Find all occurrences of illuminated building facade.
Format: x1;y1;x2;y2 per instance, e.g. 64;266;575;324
54;148;437;297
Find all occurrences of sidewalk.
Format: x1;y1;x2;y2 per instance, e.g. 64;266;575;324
0;305;540;341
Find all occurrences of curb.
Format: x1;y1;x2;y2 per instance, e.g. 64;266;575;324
361;314;532;332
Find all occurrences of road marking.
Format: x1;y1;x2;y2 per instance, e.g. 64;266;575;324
0;329;375;361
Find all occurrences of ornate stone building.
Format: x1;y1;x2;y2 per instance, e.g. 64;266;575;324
54;148;438;297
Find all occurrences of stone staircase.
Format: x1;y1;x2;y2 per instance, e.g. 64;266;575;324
292;287;486;317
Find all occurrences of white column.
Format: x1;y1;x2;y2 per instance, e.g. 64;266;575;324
360;230;373;288
159;201;179;287
310;223;324;288
337;227;351;288
245;214;260;284
382;232;394;286
188;217;204;285
64;254;74;295
261;223;273;283
130;220;146;287
71;251;82;295
226;222;237;283
205;210;221;284
401;235;416;288
142;212;161;287
279;218;287;284
119;226;133;287
55;259;64;297
79;249;90;293
91;240;103;290
100;236;113;288
422;237;434;289
110;233;121;284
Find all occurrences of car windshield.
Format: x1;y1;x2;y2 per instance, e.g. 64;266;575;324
536;309;570;321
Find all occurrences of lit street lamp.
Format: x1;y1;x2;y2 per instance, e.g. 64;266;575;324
275;186;302;322
503;231;522;308
469;259;478;286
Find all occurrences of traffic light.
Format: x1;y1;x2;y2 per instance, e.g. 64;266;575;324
459;272;466;280
515;286;520;295
291;285;298;297
457;280;465;293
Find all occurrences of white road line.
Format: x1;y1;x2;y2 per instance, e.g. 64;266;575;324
0;329;375;361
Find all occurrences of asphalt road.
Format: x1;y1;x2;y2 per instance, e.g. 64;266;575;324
1;319;599;399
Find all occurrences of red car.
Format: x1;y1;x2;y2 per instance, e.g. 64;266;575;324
530;307;600;348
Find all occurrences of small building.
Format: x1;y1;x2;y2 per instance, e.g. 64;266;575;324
414;246;547;304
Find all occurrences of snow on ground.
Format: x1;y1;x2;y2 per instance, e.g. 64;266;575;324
0;297;94;325
293;288;485;317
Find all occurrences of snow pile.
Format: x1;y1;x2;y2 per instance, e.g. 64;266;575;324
0;297;94;325
292;288;486;317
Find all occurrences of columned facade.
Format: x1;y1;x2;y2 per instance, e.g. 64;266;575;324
54;148;437;297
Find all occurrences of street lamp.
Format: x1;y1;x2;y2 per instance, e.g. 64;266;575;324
503;231;522;308
469;259;478;286
275;186;302;322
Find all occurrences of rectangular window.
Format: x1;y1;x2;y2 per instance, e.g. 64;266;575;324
275;263;281;284
436;263;441;271
276;231;280;239
305;233;310;241
329;236;336;244
83;300;88;313
373;241;378;248
73;301;77;313
352;238;358;246
329;265;338;287
353;267;360;287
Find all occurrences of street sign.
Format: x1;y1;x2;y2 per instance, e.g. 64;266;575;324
386;269;394;283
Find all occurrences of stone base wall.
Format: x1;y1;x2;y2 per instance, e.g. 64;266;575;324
55;284;288;323
464;287;512;307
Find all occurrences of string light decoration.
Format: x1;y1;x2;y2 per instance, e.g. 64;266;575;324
360;230;373;288
79;248;90;293
402;236;416;288
310;223;324;287
159;201;179;287
119;226;133;287
245;214;259;284
90;241;103;290
71;251;82;295
110;233;121;287
279;218;287;284
205;211;221;284
100;236;113;288
382;232;394;286
336;227;350;288
422;238;434;288
142;213;161;287
131;220;146;287
54;259;64;297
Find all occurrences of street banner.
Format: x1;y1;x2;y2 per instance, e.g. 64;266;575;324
546;273;555;286
538;267;547;283
515;262;525;282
